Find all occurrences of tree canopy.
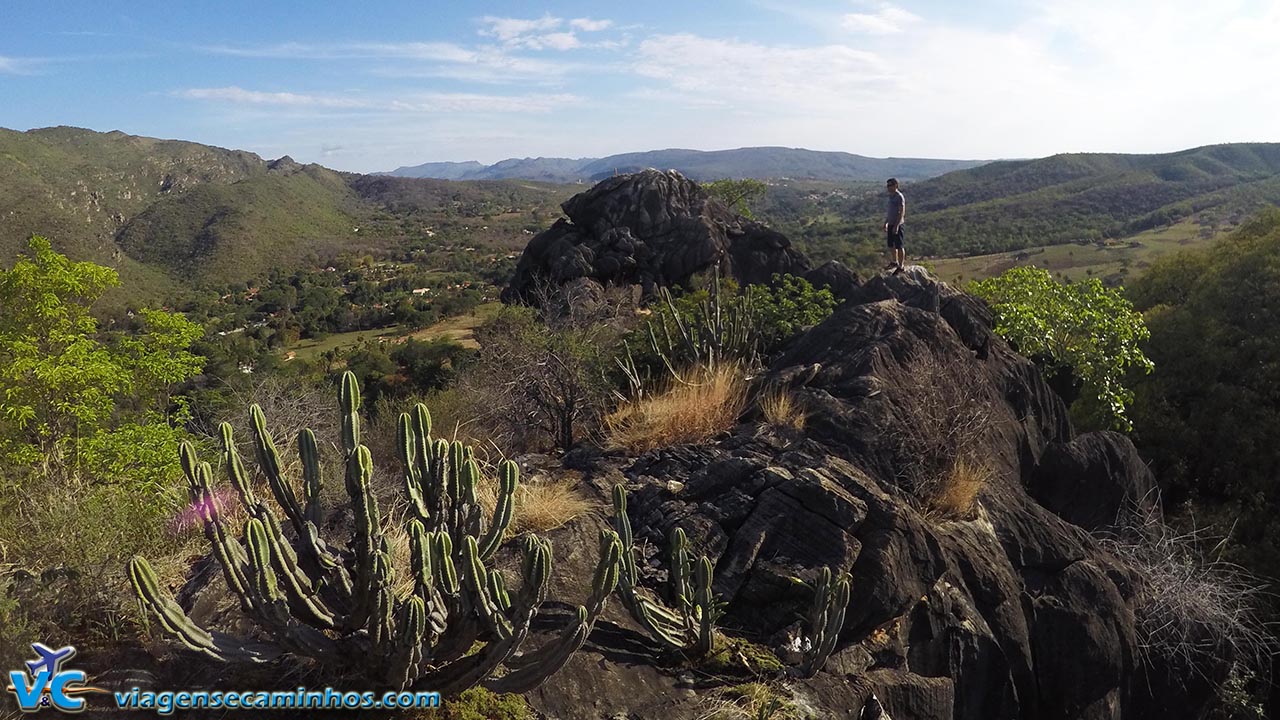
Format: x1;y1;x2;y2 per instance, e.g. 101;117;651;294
0;236;203;483
970;266;1153;430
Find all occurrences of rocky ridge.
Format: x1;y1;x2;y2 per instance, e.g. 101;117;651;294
520;268;1216;720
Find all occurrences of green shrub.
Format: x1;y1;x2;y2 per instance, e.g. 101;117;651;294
970;266;1152;430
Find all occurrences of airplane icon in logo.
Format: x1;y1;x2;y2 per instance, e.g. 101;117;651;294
25;643;76;678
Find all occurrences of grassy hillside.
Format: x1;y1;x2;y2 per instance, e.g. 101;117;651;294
845;143;1280;257
116;162;365;284
0;127;575;300
769;144;1280;281
0;126;268;299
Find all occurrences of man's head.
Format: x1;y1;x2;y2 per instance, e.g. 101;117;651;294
886;178;899;193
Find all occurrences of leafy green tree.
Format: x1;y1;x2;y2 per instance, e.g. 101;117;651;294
703;178;768;220
970;266;1153;430
0;236;203;480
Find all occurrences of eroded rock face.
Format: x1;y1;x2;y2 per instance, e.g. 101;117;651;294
502;169;809;301
537;267;1218;720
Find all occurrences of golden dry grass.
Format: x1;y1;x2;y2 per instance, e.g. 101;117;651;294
760;386;806;433
606;364;749;453
926;457;989;520
475;471;596;536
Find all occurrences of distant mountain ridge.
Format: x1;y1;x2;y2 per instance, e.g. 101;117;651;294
383;147;988;183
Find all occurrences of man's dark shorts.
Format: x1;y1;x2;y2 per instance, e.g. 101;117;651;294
886;225;905;250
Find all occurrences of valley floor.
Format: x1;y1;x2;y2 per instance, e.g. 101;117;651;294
926;219;1229;285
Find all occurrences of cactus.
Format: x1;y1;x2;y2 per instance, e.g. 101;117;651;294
129;371;621;695
793;567;852;678
609;484;722;655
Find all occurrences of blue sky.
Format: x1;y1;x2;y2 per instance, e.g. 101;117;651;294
3;0;1279;172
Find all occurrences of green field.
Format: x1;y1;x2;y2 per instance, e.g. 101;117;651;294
285;302;501;361
926;220;1229;285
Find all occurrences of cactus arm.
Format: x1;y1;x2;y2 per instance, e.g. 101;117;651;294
693;556;717;656
477;460;519;560
299;428;324;527
485;606;589;694
798;572;851;677
386;596;427;690
249;404;306;533
129;556;280;664
340;371;361;455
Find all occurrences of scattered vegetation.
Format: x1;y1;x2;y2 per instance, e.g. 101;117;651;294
698;682;808;720
414;686;534;720
926;458;990;521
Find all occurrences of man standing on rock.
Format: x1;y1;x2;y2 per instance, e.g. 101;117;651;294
884;178;906;274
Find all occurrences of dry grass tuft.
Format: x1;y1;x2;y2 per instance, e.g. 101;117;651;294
606;364;749;453
475;471;597;537
760;386;806;433
925;457;989;520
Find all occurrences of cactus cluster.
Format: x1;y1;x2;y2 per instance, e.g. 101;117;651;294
618;264;759;399
609;484;722;655
794;567;852;678
129;371;622;695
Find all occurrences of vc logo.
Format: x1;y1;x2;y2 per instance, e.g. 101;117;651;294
6;643;105;713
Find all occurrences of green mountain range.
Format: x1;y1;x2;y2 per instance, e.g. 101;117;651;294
6;126;1280;300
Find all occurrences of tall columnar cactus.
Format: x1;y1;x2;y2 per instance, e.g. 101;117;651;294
609;484;722;655
794;567;852;678
129;371;621;695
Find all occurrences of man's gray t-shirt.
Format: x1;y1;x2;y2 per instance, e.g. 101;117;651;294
886;190;905;227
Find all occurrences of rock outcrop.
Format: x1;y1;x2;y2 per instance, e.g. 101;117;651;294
529;267;1219;720
502;169;809;302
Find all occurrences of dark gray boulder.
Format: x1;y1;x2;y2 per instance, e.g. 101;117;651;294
502;169;809;301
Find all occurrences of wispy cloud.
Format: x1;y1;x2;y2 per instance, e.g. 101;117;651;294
635;34;890;108
175;86;370;108
476;14;621;51
200;40;584;82
841;4;921;34
570;18;613;32
174;86;579;115
479;15;562;43
0;55;39;75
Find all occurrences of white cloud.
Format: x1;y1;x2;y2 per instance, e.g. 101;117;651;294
175;87;370;108
201;41;576;82
841;5;921;35
175;86;577;115
635;34;889;107
535;32;581;51
478;15;563;43
0;55;39;75
570;18;613;32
